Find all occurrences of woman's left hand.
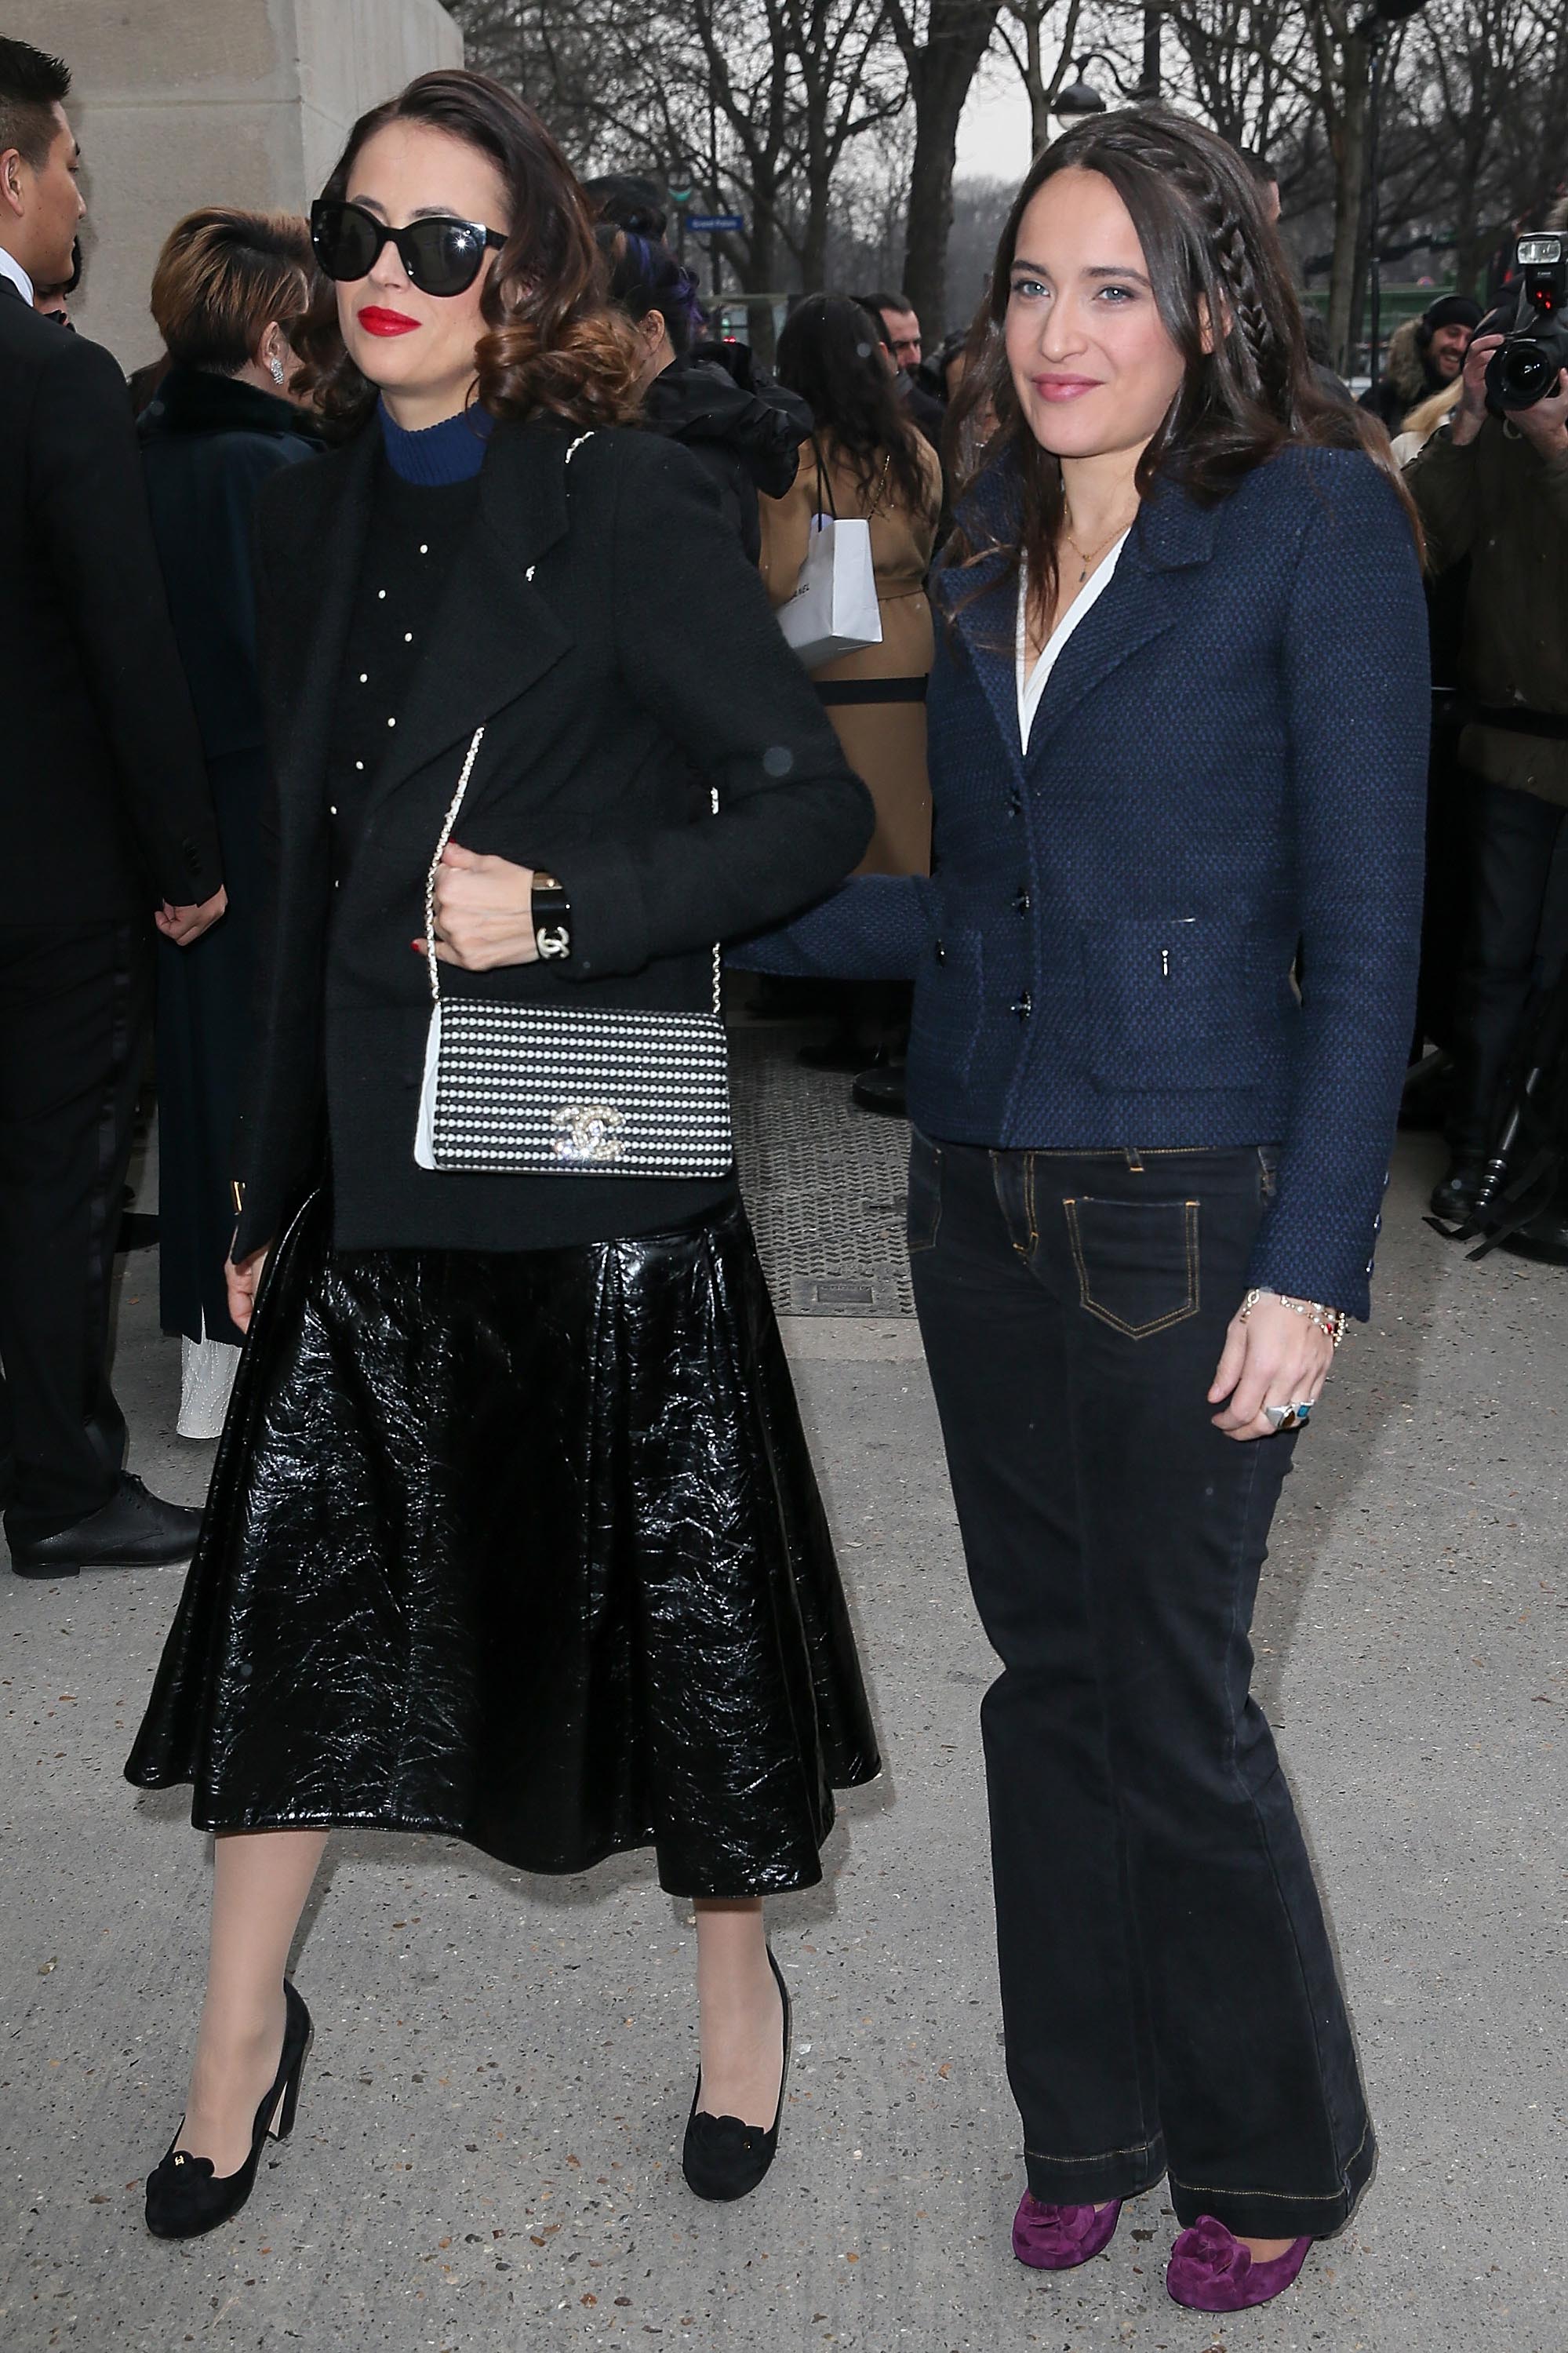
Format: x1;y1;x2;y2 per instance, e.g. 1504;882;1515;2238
415;842;539;969
1208;1293;1333;1442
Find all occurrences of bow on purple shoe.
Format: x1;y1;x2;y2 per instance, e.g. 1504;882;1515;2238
1166;2213;1312;2311
1012;2192;1123;2270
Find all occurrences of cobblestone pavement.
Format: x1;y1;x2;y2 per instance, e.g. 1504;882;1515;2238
0;1057;1563;2353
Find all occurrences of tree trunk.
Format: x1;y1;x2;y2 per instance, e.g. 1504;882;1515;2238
1325;35;1369;373
1015;0;1081;158
898;0;1003;335
737;195;780;363
1024;9;1050;155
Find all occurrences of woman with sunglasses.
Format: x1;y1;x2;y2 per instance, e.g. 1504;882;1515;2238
126;68;879;2238
737;111;1427;2311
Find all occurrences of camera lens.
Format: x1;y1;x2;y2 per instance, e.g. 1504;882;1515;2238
1500;342;1554;402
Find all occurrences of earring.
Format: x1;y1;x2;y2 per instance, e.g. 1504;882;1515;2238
269;353;286;385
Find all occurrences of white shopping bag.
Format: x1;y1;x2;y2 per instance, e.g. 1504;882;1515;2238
778;511;883;671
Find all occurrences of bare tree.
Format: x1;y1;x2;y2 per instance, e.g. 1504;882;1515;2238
993;0;1086;155
1161;0;1315;151
449;0;912;351
445;0;1568;371
1395;0;1568;292
775;0;910;292
886;0;1007;332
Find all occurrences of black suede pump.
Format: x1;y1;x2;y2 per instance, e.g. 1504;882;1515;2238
682;1951;791;2202
144;1980;312;2239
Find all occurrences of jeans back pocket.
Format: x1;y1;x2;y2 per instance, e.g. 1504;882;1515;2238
1063;1195;1200;1339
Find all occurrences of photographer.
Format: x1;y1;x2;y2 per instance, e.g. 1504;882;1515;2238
1408;306;1568;1222
1361;293;1480;434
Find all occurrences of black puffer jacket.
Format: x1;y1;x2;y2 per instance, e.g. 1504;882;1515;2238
641;349;811;565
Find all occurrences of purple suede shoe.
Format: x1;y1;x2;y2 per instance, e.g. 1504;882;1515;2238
1012;2192;1123;2270
1166;2213;1312;2311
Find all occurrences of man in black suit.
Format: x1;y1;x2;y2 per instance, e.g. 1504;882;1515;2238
0;38;226;1578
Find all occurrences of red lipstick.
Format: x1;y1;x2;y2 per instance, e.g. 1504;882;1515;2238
358;306;420;337
1032;374;1101;402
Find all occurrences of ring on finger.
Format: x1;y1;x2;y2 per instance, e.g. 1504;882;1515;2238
1262;1399;1314;1432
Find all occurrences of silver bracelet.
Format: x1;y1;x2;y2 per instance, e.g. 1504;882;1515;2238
1239;1289;1348;1350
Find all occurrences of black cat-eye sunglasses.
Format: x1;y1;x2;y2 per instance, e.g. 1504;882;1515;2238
309;198;507;297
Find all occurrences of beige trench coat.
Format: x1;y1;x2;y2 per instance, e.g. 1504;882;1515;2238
760;431;943;876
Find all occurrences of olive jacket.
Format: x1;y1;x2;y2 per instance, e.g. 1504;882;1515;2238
1406;413;1568;804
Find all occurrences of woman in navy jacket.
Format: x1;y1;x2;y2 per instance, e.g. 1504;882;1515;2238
740;110;1428;2312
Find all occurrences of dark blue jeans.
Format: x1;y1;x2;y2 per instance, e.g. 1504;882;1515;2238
909;1133;1374;2238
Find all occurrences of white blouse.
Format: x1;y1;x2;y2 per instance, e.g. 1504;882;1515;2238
1016;531;1131;752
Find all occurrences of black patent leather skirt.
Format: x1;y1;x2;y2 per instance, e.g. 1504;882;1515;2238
126;1191;880;1896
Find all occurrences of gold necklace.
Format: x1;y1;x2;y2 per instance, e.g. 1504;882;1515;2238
1062;506;1139;586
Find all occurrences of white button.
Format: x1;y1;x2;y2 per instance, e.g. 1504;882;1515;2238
418;543;429;554
358;671;368;683
377;588;387;599
329;803;338;815
404;631;413;642
355;760;364;772
387;716;396;727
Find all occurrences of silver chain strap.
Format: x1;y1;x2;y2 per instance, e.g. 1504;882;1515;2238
424;725;487;1003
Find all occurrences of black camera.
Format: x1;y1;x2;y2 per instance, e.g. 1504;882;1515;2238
1485;233;1568;411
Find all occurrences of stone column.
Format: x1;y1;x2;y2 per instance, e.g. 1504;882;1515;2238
8;0;463;369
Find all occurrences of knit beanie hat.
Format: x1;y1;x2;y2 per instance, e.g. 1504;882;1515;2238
1422;293;1483;334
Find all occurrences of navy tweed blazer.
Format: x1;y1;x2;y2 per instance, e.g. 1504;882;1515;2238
735;444;1430;1319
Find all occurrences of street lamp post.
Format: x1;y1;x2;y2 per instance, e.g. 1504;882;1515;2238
1137;6;1162;103
667;165;693;267
1053;56;1109;118
1353;0;1428;387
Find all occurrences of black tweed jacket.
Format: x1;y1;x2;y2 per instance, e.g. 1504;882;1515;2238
235;413;871;1257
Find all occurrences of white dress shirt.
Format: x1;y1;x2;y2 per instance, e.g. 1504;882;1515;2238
1016;531;1130;752
0;245;36;307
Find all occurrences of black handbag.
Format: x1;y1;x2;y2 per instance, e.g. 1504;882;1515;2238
413;726;733;1179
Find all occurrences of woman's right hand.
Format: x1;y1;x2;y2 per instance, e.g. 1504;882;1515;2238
225;1246;270;1336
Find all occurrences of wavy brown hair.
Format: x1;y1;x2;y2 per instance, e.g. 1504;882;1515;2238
946;106;1419;633
290;69;640;437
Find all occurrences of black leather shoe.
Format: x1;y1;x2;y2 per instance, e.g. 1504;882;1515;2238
682;1951;791;2202
145;1981;312;2240
9;1472;202;1579
1429;1159;1486;1224
1501;1203;1568;1265
850;1063;908;1117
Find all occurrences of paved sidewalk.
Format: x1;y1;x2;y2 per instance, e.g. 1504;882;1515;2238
1;1130;1563;2353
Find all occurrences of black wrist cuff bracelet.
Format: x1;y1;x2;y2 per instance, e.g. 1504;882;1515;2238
533;883;573;959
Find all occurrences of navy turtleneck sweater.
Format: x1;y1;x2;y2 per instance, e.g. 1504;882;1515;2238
378;396;495;486
327;404;494;884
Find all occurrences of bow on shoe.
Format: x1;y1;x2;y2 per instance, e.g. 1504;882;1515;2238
1173;2213;1250;2284
1012;2192;1124;2270
687;2110;760;2155
1030;2200;1101;2248
144;2143;222;2234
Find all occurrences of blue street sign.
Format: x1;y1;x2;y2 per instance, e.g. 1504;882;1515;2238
688;213;744;235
